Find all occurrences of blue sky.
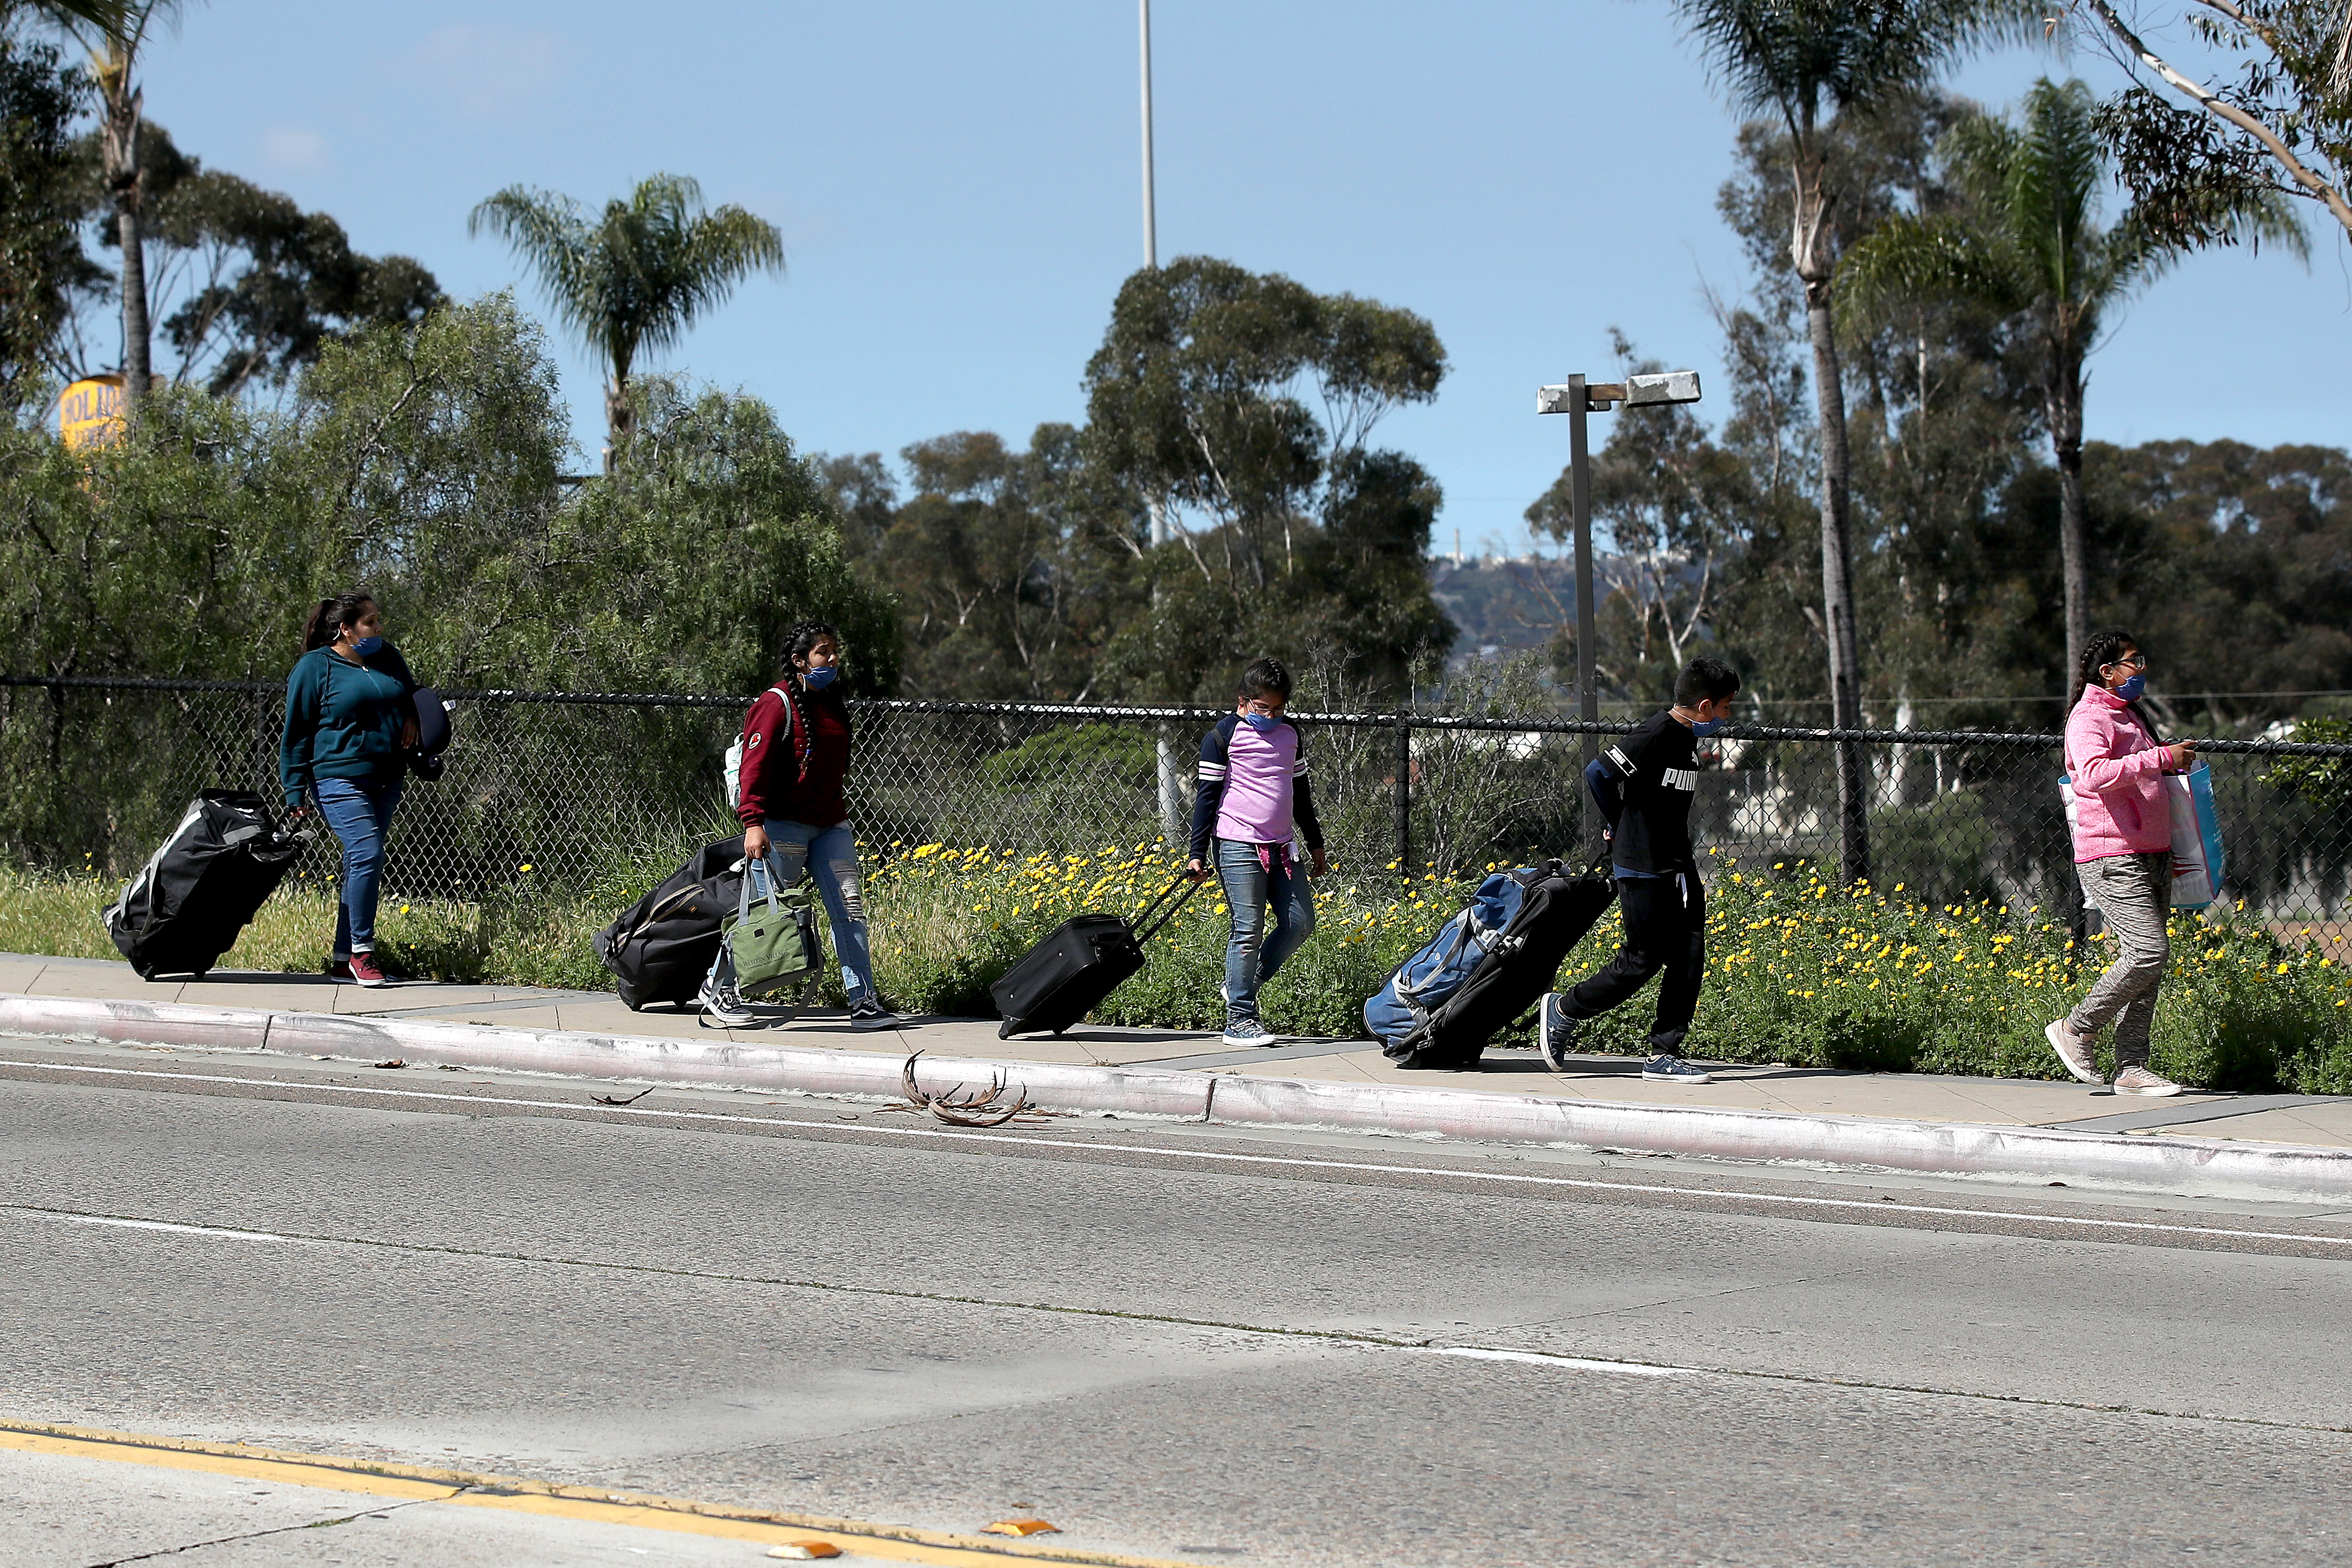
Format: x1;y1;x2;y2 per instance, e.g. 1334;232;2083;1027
128;1;2349;554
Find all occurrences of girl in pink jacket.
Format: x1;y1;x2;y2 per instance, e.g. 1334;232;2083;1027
2047;629;2197;1096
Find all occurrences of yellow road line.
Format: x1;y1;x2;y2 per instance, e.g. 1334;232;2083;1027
0;1417;1217;1568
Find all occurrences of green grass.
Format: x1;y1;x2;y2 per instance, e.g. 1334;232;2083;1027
12;842;2352;1093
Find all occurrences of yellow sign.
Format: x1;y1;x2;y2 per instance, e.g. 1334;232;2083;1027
59;375;128;449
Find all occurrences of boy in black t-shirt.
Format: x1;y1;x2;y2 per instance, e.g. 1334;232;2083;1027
1538;656;1741;1083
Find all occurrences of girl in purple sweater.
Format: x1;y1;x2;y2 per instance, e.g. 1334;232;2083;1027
2047;628;2197;1096
1187;657;1327;1047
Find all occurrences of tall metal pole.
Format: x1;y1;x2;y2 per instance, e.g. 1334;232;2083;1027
1568;374;1600;856
1142;0;1185;847
1140;0;1158;274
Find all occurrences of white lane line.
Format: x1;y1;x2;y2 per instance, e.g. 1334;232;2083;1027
1418;1346;1684;1377
43;1212;325;1245
7;1056;2352;1251
22;1200;1696;1381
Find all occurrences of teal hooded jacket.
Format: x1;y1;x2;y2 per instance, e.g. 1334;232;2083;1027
279;644;419;810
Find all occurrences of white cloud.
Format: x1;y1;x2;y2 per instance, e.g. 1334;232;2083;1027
259;124;329;173
409;25;569;119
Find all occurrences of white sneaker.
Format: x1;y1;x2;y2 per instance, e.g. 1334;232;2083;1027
698;983;760;1029
2112;1064;2185;1097
1221;1018;1278;1047
2045;1018;2102;1084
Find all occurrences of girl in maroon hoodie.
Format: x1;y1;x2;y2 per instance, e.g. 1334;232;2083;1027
698;621;896;1031
2047;628;2196;1096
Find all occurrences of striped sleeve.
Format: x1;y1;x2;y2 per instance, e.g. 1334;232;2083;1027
1189;719;1232;862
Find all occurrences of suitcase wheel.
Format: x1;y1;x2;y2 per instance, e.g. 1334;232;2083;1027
134;964;157;982
997;1019;1016;1040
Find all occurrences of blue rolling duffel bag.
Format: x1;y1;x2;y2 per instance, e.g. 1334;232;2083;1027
1364;858;1615;1070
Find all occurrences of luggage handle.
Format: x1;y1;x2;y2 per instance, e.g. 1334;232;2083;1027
736;852;790;925
1132;871;1204;943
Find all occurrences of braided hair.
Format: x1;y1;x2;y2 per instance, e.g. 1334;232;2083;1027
2079;626;2161;738
301;590;376;652
780;620;843;689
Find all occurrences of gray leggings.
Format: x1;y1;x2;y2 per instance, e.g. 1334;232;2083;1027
2070;851;2170;1070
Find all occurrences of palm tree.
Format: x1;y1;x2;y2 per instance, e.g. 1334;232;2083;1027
470;174;784;465
1839;77;2304;686
1668;0;2030;884
47;0;184;409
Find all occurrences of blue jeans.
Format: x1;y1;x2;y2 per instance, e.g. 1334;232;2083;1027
312;777;402;955
1214;837;1316;1024
703;819;877;1004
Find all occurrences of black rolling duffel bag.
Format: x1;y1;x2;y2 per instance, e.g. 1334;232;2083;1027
107;790;307;980
991;872;1200;1039
594;833;748;1010
1384;857;1616;1070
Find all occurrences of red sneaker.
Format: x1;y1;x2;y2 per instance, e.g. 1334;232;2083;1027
349;952;392;988
323;956;354;981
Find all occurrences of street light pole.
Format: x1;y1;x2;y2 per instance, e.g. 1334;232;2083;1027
1538;369;1703;858
1140;0;1157;275
1141;0;1184;843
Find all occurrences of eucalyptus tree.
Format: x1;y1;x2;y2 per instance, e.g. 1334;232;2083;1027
1667;0;2032;883
1081;256;1449;699
470;173;783;462
1841;77;2303;686
2073;0;2352;246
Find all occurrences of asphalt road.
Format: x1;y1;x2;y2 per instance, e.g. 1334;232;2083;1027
5;1040;2352;1567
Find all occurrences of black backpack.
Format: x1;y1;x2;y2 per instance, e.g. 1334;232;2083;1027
594;835;749;1009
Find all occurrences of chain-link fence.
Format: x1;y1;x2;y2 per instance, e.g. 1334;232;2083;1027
6;676;2351;936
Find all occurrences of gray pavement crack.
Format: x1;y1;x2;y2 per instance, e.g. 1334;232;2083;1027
12;1201;2352;1440
78;1494;450;1567
1504;1235;2020;1329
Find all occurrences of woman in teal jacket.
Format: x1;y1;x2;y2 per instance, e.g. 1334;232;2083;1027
280;590;418;987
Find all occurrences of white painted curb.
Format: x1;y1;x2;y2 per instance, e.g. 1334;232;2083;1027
8;994;2350;1205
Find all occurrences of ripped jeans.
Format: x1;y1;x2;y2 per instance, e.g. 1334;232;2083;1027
701;818;877;1005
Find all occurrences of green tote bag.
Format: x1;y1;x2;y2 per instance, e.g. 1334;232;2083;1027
721;855;823;998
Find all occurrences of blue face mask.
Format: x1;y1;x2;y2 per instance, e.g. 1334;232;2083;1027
349;635;384;657
2116;672;2146;702
1690;717;1724;738
802;665;837;690
1243;711;1278;732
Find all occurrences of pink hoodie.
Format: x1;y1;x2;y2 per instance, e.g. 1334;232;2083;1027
2064;684;2173;862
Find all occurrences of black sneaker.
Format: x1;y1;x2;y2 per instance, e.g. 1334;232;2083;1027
1641;1054;1712;1084
1537;992;1578;1074
848;997;901;1033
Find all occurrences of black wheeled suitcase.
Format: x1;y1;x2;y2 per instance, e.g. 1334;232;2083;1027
594;834;748;1009
106;791;307;980
991;874;1200;1038
1386;858;1616;1070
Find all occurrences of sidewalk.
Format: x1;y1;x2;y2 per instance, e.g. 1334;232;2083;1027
8;950;2346;1150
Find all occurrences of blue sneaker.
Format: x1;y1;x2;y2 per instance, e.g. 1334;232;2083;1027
1641;1054;1712;1084
1537;993;1578;1074
1221;1018;1278;1047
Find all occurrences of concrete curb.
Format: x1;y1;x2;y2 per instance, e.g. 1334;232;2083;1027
9;995;2352;1205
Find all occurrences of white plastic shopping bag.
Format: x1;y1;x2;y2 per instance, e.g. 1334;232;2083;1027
2164;762;2226;909
2060;763;2226;913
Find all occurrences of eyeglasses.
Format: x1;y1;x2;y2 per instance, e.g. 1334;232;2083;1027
2102;653;2147;672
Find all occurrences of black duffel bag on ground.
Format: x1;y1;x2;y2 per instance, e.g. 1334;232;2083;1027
594;834;748;1010
1383;857;1617;1071
106;790;307;981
